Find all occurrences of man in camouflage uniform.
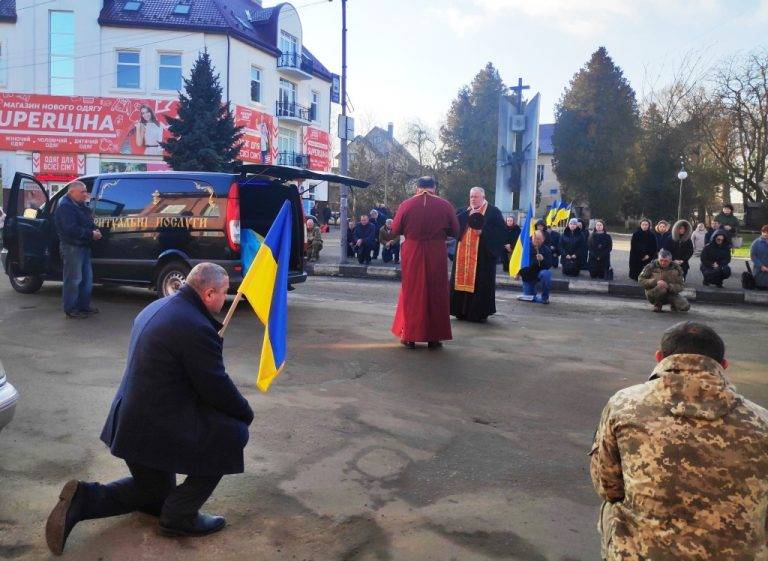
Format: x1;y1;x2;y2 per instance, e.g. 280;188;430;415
304;218;323;262
638;248;690;312
590;321;768;561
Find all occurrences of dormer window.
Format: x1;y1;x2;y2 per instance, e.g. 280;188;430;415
123;1;142;12
172;3;191;15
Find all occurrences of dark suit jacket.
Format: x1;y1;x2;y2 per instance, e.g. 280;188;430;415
100;285;254;475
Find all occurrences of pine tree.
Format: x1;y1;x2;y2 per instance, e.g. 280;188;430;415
553;47;639;219
439;63;507;206
163;49;243;172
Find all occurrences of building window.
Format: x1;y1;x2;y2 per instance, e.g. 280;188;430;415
278;127;297;159
279;78;296;106
50;11;75;95
310;90;320;122
116;50;141;89
158;53;182;91
537;164;545;183
250;66;261;103
279;31;298;57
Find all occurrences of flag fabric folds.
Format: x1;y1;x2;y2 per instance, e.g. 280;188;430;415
555;201;572;225
546;199;559;227
509;205;533;277
238;201;293;392
241;228;264;273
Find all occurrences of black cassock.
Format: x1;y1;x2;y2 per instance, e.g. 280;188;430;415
450;204;507;322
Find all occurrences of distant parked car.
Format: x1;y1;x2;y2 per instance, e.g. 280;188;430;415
0;358;19;435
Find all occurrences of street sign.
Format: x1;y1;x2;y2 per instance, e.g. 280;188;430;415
338;115;354;140
331;74;341;104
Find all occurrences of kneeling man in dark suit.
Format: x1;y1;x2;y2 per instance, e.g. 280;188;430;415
45;263;254;555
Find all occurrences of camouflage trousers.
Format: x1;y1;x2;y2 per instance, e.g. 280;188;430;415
307;239;323;260
644;286;690;311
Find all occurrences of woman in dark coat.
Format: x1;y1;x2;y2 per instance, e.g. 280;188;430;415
700;230;732;287
559;218;586;277
629;218;658;281
502;215;522;272
654;220;671;249
662;219;694;279
588;220;612;279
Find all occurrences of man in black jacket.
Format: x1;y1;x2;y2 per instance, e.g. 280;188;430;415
353;214;377;264
45;263;254;555
54;181;101;318
517;231;553;304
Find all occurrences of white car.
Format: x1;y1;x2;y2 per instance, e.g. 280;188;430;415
0;358;19;435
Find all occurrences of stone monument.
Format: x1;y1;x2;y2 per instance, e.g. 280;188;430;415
494;78;540;214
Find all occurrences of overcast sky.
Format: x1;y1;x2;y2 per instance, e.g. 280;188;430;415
300;0;768;136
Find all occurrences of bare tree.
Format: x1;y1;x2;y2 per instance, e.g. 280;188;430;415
402;119;438;174
693;50;768;203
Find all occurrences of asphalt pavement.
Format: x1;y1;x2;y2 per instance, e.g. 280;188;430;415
1;277;767;560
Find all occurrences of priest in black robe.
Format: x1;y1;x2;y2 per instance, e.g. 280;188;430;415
450;187;507;322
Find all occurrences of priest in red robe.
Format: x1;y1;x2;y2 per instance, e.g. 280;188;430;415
450;187;507;322
390;177;460;349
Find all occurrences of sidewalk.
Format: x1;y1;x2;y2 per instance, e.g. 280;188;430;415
311;231;768;307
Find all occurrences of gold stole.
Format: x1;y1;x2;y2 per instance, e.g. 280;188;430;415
454;204;487;293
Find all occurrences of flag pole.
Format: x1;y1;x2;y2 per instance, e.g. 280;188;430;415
218;292;244;338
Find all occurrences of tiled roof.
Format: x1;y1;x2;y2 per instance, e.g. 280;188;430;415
0;0;16;22
539;123;554;154
98;0;332;81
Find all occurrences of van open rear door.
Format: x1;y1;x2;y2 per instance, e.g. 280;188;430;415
3;173;51;276
235;164;371;189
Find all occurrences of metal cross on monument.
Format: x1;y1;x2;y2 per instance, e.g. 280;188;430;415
510;77;530;112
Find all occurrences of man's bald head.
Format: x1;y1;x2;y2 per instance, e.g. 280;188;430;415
186;263;229;314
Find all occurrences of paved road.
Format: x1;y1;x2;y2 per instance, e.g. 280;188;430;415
1;277;767;560
323;230;749;290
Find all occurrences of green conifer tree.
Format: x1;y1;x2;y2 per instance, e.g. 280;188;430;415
163;49;243;172
553;47;639;220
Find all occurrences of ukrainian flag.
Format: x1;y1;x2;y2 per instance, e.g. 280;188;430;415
555;201;571;225
238;200;292;392
546;199;559;227
509;205;533;277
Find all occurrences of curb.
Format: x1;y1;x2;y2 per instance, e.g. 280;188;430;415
304;263;768;307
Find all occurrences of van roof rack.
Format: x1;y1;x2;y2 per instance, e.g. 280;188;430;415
235;164;370;188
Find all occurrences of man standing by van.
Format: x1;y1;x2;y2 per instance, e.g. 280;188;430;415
54;181;101;318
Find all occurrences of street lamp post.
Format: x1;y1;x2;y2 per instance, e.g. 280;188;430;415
677;159;688;222
338;0;349;263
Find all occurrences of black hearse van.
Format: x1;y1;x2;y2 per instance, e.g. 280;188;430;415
1;165;368;297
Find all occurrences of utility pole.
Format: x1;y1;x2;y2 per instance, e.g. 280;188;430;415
338;0;349;263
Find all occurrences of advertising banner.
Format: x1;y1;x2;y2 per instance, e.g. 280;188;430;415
32;152;85;176
302;126;333;172
234;105;278;164
0;93;178;156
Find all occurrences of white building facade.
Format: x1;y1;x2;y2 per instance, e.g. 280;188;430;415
0;0;337;206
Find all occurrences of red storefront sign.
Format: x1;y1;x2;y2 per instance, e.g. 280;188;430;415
302;126;332;171
0;93;178;156
32;152;85;176
234;106;278;164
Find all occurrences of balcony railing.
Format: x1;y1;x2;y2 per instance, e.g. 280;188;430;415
276;101;311;122
277;52;314;74
277;151;310;168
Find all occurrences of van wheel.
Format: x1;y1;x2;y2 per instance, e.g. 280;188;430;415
156;261;190;298
9;274;44;294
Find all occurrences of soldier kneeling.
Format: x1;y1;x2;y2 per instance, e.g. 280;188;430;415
638;249;690;313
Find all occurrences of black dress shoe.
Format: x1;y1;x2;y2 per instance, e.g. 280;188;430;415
80;307;99;315
427;341;443;349
159;513;226;537
46;480;85;556
65;311;86;319
400;340;416;349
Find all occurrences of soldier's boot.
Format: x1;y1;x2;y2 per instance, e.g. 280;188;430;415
669;294;690;312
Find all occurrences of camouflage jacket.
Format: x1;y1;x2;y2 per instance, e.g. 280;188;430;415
306;225;322;244
638;260;685;294
590;354;768;561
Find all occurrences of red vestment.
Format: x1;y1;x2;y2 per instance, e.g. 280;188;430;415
390;191;459;342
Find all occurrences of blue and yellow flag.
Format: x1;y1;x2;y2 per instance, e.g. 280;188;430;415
509;205;533;277
238;201;292;392
555;200;571;225
546;199;559;227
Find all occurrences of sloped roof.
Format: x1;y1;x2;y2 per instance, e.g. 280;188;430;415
98;0;332;81
0;0;16;22
539;123;554;154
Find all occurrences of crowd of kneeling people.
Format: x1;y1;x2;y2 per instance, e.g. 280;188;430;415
328;202;768;313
